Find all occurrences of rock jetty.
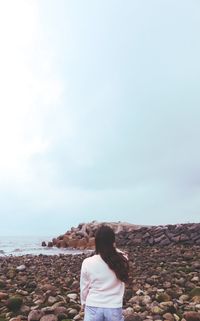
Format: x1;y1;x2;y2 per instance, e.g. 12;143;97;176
44;222;200;250
44;221;141;250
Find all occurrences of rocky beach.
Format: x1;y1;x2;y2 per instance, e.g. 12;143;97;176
0;222;200;321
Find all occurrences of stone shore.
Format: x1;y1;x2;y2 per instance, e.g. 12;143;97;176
0;242;200;321
44;222;200;250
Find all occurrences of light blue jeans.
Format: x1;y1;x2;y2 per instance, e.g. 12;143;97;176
84;306;124;321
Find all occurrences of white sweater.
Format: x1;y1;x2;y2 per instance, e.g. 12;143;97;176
80;254;125;308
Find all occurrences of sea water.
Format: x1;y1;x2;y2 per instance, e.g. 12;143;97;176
0;235;87;256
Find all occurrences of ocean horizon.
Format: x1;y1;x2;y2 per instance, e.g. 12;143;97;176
0;235;89;256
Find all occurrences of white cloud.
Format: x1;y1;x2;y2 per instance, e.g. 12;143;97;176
0;0;63;183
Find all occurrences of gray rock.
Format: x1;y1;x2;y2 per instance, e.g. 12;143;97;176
67;293;77;300
16;265;26;272
28;310;44;321
40;315;58;321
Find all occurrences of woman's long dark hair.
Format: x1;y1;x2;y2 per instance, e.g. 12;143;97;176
95;225;129;283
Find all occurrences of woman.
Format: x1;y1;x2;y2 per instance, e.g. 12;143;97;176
80;225;129;321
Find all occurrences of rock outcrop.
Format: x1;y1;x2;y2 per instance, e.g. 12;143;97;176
44;222;200;250
45;221;141;250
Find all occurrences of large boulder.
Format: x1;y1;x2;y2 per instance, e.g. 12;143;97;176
184;312;200;321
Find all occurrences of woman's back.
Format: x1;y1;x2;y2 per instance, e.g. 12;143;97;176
81;254;125;307
80;225;129;321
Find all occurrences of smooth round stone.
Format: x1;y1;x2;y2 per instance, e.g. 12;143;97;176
40;314;58;321
191;296;200;303
21;305;31;314
163;312;174;321
151;306;163;315
159;301;173;308
33;299;44;305
0;292;8;299
173;314;180;321
41;307;54;313
16;265;26;272
183;311;200;321
28;310;44;321
30;306;40;311
54;306;68;315
47;296;58;305
16;290;28;296
178;294;189;302
9;317;22;321
67;293;78;300
124;307;134;316
68;308;78;317
133;304;141;312
142;295;152;305
74;315;82;320
129;296;140;304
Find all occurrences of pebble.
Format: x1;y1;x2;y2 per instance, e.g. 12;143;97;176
0;291;8;299
163;313;174;321
16;265;26;272
40;315;58;321
28;310;44;321
68;308;78;316
0;243;199;321
67;293;78;300
9;317;22;321
183;311;200;320
47;296;58;305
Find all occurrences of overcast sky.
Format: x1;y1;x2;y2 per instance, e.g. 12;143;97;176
0;0;200;236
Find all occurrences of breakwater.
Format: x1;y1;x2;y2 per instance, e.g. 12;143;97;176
44;222;200;250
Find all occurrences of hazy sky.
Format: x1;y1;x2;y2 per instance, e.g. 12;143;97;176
0;0;200;236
